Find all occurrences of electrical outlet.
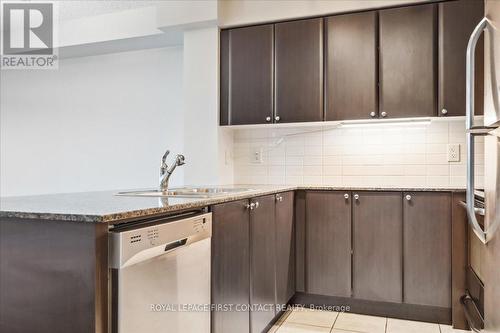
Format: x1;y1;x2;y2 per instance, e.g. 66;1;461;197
447;144;460;162
251;148;263;164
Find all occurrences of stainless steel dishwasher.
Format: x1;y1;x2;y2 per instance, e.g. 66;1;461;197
109;212;212;333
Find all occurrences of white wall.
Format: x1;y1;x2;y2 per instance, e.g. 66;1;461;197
182;27;234;186
0;46;184;196
233;119;485;188
218;0;428;27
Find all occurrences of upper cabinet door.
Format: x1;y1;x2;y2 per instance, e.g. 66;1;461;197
325;11;378;121
379;4;437;118
220;25;274;125
275;18;324;123
439;0;484;117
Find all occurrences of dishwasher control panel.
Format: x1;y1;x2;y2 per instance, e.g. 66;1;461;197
109;212;212;269
192;216;208;233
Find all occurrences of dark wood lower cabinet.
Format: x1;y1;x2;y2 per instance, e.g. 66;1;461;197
403;192;451;307
305;191;352;297
352;192;403;303
211;190;458;331
211;193;295;333
275;192;295;307
211;200;251;333
250;195;277;333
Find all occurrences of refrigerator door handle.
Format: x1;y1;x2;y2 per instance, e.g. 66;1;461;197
466;133;487;244
466;17;492;131
466;17;494;244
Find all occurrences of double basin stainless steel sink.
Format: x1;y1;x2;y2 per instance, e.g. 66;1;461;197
116;187;254;198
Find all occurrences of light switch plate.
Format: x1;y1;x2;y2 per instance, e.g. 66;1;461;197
447;144;460;162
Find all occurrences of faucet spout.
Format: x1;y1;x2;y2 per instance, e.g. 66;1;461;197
159;152;185;192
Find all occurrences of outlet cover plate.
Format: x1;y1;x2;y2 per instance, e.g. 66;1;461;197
447;144;460;162
252;148;263;164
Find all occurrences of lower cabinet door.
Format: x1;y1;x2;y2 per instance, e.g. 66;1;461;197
305;191;352;297
403;192;451;307
211;200;250;333
275;192;295;307
353;192;403;303
250;195;277;333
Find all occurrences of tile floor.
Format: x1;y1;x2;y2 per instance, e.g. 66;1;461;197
267;307;470;333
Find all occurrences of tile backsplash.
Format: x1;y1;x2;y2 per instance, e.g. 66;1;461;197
233;119;484;188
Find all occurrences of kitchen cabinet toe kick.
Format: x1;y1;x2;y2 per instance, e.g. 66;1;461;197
290;293;451;324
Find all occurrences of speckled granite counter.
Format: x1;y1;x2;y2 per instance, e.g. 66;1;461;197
0;185;465;224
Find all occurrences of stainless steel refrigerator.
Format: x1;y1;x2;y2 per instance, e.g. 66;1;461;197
464;1;500;332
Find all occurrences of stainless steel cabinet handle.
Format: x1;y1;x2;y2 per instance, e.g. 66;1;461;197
354;194;359;201
405;194;412;201
381;111;387;118
275;116;280;122
254;201;259;209
266;116;271;122
246;202;256;210
441;108;448;115
276;195;283;202
370;111;376;118
344;193;349;199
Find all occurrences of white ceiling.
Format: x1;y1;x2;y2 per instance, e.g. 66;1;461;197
19;0;166;21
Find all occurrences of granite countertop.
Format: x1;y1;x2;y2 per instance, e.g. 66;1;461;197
0;185;466;224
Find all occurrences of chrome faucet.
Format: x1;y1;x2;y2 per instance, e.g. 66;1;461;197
159;150;185;192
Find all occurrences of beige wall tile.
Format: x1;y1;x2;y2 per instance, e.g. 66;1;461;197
233;119;483;187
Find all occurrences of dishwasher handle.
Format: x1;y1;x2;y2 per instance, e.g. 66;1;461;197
164;238;187;252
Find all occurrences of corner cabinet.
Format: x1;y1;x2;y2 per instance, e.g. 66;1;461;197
274;18;324;123
325;11;378;121
379;4;437;119
220;25;274;125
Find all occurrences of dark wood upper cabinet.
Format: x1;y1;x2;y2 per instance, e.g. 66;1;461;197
439;0;484;117
325;11;378;121
250;195;276;333
220;25;274;125
305;191;352;297
403;192;452;308
379;4;437;118
275;18;324;123
211;200;250;333
275;192;295;306
353;192;403;303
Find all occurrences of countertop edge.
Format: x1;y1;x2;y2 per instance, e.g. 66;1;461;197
0;186;466;224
